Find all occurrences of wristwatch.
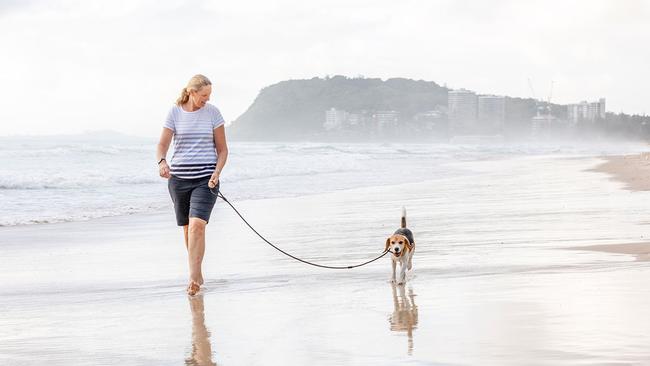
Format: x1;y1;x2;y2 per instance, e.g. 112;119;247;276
157;158;166;165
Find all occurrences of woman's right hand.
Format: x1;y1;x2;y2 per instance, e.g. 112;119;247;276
159;161;170;178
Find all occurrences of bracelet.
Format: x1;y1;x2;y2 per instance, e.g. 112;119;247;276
157;158;166;165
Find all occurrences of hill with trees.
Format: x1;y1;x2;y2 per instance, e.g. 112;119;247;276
228;75;649;142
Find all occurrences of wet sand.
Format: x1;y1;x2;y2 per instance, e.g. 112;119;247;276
591;152;650;191
3;155;650;365
569;243;650;261
572;153;650;261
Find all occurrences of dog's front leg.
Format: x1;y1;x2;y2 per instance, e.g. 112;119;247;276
398;261;407;285
391;259;397;283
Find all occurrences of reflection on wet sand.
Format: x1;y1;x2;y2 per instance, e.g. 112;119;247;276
186;295;217;366
388;283;419;355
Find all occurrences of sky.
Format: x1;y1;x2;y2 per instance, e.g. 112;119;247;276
1;0;648;137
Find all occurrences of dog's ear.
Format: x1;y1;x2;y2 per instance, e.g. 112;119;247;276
385;238;391;252
404;237;413;251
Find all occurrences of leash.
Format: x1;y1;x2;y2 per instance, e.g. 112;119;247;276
211;186;390;269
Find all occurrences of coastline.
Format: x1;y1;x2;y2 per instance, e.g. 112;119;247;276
568;243;650;261
590;152;650;191
571;152;650;260
3;153;650;364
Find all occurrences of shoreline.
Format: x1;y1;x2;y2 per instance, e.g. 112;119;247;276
590;152;650;191
568;243;650;261
570;152;650;261
3;148;648;230
3;152;650;364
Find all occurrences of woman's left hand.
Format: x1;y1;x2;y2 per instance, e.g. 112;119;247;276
208;170;220;189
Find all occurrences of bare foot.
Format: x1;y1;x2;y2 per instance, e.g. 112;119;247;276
198;274;204;285
187;281;201;296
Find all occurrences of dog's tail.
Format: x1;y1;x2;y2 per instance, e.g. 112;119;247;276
401;206;407;228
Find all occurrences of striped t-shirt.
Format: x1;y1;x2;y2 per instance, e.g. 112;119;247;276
163;103;225;179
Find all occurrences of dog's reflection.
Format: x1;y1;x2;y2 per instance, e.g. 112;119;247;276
388;283;419;355
185;294;217;366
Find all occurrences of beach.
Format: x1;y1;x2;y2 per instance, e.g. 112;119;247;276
571;154;650;262
591;152;650;192
2;144;650;365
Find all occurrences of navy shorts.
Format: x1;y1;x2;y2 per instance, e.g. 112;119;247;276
168;175;219;226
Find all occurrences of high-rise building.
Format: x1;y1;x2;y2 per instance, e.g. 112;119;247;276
567;103;584;123
567;98;606;123
324;108;348;130
478;95;505;132
597;98;606;119
373;110;400;132
414;110;445;133
448;89;478;134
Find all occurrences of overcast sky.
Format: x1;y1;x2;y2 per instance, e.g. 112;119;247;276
1;0;648;137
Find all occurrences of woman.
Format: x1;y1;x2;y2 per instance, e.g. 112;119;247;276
156;74;228;296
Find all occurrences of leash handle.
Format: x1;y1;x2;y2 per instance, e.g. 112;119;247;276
216;191;390;270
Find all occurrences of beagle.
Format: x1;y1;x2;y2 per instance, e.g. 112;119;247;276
385;207;415;285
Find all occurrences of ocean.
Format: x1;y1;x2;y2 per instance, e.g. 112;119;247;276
3;135;650;365
0;134;645;227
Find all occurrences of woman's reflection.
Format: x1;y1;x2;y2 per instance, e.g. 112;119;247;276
388;283;419;355
185;294;217;366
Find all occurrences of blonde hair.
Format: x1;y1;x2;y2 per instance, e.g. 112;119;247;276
176;74;212;106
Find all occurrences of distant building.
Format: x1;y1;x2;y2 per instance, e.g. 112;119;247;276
414;110;444;122
350;110;373;130
477;95;505;132
324;108;348;130
531;114;558;138
414;110;446;133
592;98;606;119
373;110;400;132
347;113;362;127
597;98;606;119
448;89;478;134
567;98;606;123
